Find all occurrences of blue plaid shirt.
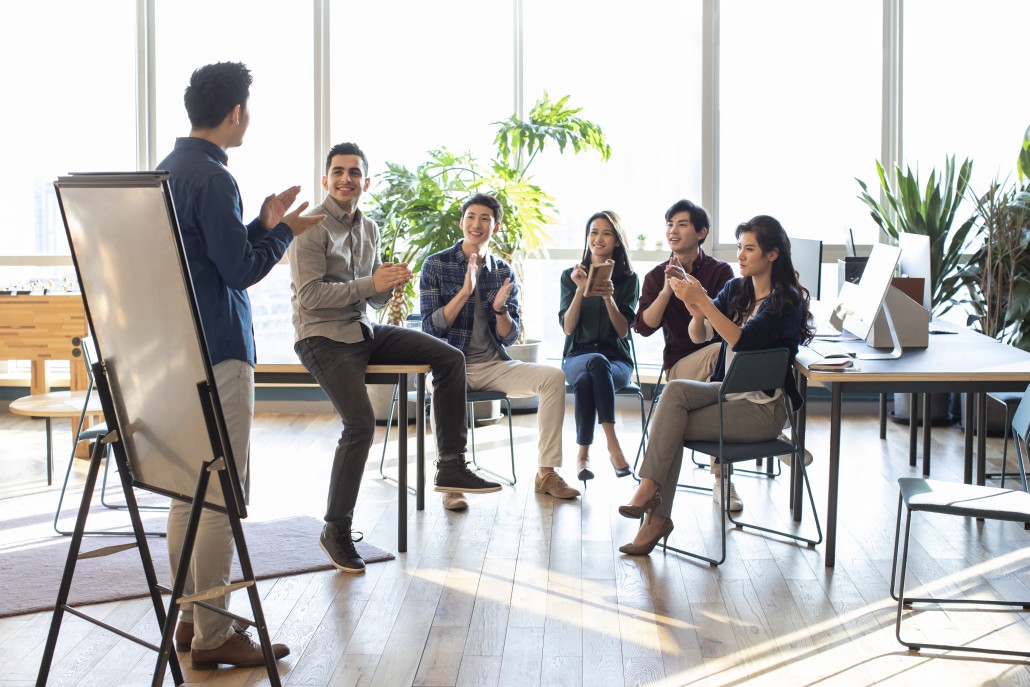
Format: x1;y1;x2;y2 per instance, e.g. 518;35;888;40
420;241;520;357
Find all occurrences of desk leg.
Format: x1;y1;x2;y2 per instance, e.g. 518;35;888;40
45;417;53;486
921;392;931;477
977;392;987;486
397;373;408;553
963;392;974;484
792;375;808;521
826;382;842;567
879;394;887;440
909;393;918;467
416;373;425;512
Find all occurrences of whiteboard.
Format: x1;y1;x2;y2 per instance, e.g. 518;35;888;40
54;173;242;514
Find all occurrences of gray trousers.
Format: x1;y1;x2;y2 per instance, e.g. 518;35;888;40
639;380;786;519
167;359;252;650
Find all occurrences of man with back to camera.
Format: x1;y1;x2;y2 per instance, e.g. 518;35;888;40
158;61;324;669
289;143;501;566
420;193;579;511
633;199;738;507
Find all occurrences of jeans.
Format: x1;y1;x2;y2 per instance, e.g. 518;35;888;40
562;352;632;446
295;324;467;525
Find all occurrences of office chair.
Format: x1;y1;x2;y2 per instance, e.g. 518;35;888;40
634;363;781;495
663;348;822;566
985;389;1026;488
890;477;1030;658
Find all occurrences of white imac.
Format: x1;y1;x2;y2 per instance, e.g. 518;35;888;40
898;233;932;310
834;243;904;359
792;237;823;300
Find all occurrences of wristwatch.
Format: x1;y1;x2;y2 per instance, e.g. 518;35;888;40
493;306;507;315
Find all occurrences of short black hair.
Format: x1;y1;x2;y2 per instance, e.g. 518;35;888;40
183;62;252;129
460;193;503;224
664;199;711;245
324;142;369;176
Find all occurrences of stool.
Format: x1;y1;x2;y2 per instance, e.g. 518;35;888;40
9;390;102;485
890;477;1030;658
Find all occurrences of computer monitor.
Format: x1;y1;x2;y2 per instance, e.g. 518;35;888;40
898;233;932;310
844;228;857;258
791;238;823;300
833;243;903;359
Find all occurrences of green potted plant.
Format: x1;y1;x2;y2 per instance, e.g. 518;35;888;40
856;156;977;316
636;233;647;251
368;92;611;340
366;94;610;416
856;156;977;424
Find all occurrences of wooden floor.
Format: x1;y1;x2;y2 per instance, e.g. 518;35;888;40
2;400;1030;686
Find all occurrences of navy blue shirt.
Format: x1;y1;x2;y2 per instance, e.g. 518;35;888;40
157;137;293;366
709;277;806;411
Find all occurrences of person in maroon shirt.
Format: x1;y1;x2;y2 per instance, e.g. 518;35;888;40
634;199;733;381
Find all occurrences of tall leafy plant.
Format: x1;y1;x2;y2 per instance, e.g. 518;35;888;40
856;156;976;315
962;178;1030;344
368;93;611;338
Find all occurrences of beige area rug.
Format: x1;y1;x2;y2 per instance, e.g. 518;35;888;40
0;516;393;618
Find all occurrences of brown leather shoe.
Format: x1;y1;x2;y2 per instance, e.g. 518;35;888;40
534;471;580;499
191;629;289;670
442;492;469;511
174;619;249;652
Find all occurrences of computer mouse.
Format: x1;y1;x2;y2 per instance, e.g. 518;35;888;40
823;352;854;358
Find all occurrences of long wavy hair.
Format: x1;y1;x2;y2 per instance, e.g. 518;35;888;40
728;215;815;344
579;210;635;283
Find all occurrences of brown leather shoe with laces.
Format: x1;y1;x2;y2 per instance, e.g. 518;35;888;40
175;619;248;652
191;628;289;670
534;471;580;499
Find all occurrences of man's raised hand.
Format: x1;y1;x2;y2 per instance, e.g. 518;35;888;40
373;262;413;292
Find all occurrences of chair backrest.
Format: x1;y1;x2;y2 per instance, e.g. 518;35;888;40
719;348;790;397
1013;384;1030;451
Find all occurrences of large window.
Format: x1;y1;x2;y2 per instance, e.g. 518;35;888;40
719;0;882;244
153;0;316;216
903;0;1030;200
330;1;512;184
523;0;704;249
0;1;137;256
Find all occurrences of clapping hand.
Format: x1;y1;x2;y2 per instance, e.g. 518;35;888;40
670;273;708;307
373;261;412;292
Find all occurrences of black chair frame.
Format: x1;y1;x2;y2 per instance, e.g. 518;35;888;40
660;348;822;566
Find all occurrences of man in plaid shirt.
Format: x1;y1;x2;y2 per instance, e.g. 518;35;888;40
421;193;580;510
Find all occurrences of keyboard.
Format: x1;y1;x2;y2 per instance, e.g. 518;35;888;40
806;339;856;358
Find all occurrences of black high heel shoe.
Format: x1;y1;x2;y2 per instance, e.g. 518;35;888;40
618;491;661;519
610;453;631;478
619;518;674;556
577;459;594;482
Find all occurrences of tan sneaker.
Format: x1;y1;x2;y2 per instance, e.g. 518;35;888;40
191;628;289;670
534;471;580;499
442;492;468;511
712;478;743;512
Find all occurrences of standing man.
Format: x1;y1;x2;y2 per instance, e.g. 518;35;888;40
290;143;500;567
158;61;323;669
633;199;736;506
421;193;579;511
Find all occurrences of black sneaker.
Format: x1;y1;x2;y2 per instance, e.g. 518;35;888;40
434;459;502;493
319;523;365;573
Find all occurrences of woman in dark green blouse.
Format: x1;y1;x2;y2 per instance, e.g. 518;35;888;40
558;210;640;482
